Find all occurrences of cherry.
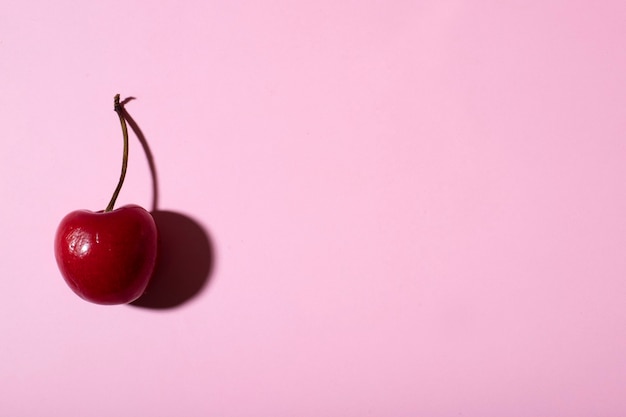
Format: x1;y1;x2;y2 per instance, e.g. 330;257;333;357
54;95;157;305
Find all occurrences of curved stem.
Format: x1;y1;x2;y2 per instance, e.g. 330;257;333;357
105;94;129;212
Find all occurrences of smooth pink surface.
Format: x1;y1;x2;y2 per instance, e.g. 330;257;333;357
1;1;625;415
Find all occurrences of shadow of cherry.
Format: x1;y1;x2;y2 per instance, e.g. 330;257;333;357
118;96;216;310
130;210;214;309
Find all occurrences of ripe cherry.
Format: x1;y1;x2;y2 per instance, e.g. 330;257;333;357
54;95;157;305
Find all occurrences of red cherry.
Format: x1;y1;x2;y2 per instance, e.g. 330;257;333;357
54;95;157;305
55;206;157;304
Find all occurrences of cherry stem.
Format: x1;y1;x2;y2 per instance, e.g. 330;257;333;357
105;94;129;212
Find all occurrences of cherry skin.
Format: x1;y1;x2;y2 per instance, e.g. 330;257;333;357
55;205;157;305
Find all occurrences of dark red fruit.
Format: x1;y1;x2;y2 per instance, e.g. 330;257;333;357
55;205;157;304
54;94;157;305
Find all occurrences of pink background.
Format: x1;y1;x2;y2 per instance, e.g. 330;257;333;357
1;1;625;415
